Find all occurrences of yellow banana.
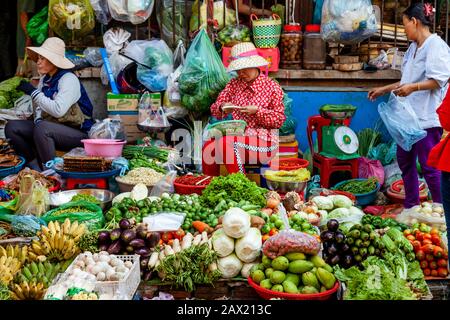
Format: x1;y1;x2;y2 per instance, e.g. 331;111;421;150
7;245;14;257
13;284;25;300
9;291;20;300
0;245;7;256
31;243;43;256
63;219;71;234
54;221;61;234
41;226;51;239
48;221;56;235
28;251;38;262
21;246;28;264
69;220;79;235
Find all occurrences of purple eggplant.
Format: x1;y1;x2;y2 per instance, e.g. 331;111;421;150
126;245;135;253
136;225;148;239
145;232;160;248
121;229;136;243
119;218;132;230
98;231;111;244
135;247;151;257
107;240;122;254
327;219;340;232
99;244;110;252
130;239;146;248
110;228;122;241
140;257;149;269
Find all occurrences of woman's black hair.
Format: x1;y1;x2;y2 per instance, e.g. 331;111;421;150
403;2;434;27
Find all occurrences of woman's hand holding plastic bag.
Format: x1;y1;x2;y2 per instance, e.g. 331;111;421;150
378;93;427;152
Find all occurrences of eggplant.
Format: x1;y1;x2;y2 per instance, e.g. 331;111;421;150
146;232;160;248
334;232;345;244
144;270;153;282
140;257;149;269
126;245;135;253
110;228;122;241
130;239;146;248
135;247;151;257
340;243;351;253
119;219;132;230
136;225;148;239
343;255;353;268
327;219;339;232
322;252;329;261
330;255;340;266
320;231;334;242
98;231;111;244
327;243;338;255
121;229;137;244
107;240;122;254
99;244;109;252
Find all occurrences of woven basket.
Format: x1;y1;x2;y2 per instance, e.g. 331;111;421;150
251;14;282;48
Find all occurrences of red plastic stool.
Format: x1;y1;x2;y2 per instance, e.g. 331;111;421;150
65;178;108;190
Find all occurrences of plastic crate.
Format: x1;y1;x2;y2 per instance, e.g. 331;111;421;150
63;254;140;300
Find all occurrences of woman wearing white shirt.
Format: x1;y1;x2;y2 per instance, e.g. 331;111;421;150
5;37;94;170
368;3;450;209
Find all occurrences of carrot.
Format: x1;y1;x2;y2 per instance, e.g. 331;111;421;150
192;221;213;233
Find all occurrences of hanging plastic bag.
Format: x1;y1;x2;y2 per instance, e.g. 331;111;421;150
358;157;385;185
378;93;427;152
157;0;194;48
88;117;126;140
137;40;173;92
89;0;111;25
123;40;153;65
128;0;154;24
83;47;104;67
103;28;131;54
138;92;170;128
107;0;129;22
149;170;177;197
179;29;229;114
217;25;251;47
321;0;378;44
26;6;49;46
368;141;396;166
100;51;132;85
49;0;96;41
189;0;236;32
279;93;297;136
16;176;50;217
369;50;390;70
42;201;104;231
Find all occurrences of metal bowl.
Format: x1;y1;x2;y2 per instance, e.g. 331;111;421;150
49;189;115;210
264;177;309;193
319;109;356;120
115;177;154;194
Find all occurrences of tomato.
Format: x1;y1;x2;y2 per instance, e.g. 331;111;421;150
437;267;449;278
415;232;424;241
426;254;435;262
406;235;416;241
416;250;426;261
429;261;438;270
422;239;433;245
174;228;185;240
443;252;448;260
433;246;444;258
420;260;428;269
167;239;174;246
403;229;412;236
437;259;448;268
412;240;422;252
161;232;173;242
431;235;441;246
158;239;163;246
262;234;270;243
423;233;432;241
430;228;440;236
422;244;435;254
431;270;438;277
423;268;431;276
269;228;278;236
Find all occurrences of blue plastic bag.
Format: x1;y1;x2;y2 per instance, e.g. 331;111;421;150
377;93;427;152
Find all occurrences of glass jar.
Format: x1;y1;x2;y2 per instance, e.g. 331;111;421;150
303;24;326;70
280;24;302;69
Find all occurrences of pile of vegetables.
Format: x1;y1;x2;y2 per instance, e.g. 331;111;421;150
0;77;24;109
200;173;267;209
261;213;317;241
105;197;144;228
264;168;311;182
361;214;408;231
116;168;164;186
122;145;171;163
174;174;212;186
217;25;251;46
342;223;384;267
334;177;379;194
396;202;446;231
128;153;166;174
320;220;353;268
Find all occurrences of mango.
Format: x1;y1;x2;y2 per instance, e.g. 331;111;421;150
271;284;284;292
285;252;306;261
285;273;300;287
265;267;274;278
260;279;272;290
323;264;334;273
262;255;272;268
288;260;314;274
272;256;289;271
301;286;319;294
310;255;327;268
302;272;320;290
251;270;265;284
270;270;286;284
282;280;299;294
316;267;336;290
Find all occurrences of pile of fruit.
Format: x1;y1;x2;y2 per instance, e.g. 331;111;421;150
261;213;318;241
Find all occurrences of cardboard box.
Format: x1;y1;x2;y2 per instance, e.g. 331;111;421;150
107;93;140;112
222;47;280;72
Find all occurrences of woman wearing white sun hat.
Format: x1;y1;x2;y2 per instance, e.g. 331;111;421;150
202;42;286;176
5;37;94;170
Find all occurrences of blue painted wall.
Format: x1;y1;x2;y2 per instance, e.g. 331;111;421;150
286;90;389;152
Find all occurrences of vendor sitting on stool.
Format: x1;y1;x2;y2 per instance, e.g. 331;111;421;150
202;42;285;176
5;37;94;170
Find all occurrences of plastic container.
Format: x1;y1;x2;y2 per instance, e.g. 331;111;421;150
0;157;25;178
81;139;126;158
269;158;309;171
387;179;428;204
115;177;154;194
280;24;302;69
248;277;339;300
303;24;326;70
333;178;380;206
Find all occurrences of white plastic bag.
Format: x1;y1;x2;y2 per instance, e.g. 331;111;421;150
103;27;131;53
123;40;153;65
143;212;185;232
89;0;111;24
128;0;154;24
149;170;177;197
83;47;104;67
88;117;126;140
107;0;129;22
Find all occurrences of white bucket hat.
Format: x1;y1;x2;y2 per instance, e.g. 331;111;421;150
26;37;75;70
226;42;269;73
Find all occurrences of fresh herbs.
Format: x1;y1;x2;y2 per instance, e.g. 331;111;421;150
129;153;166;174
357;128;382;157
122;145;170;162
335;177;378;195
78;231;100;253
200;173;267;208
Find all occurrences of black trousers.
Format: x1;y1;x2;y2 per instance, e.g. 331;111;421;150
5;120;88;165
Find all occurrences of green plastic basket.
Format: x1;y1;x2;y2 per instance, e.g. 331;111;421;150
251;14;282;48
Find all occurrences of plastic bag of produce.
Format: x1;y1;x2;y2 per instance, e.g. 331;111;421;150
189;0;236;32
156;0;193;48
123;40;153;65
395;203;446;231
89;0;111;24
217;25;251;47
321;0;378;44
279;93;297;136
263;229;321;259
42;200;104;230
26;6;49;46
127;0;154;24
222;207;251;239
83;47;103;67
179;29;229;114
88;117;126;140
358;157;385;185
49;0;95;41
378;93;427;152
211;229;234;257
107;0;130;22
235;228;262;263
311;196;334;211
103;28;131;54
217;253;242;278
149;170;177;198
326;206;363;230
137;39;173;92
16;177;50;217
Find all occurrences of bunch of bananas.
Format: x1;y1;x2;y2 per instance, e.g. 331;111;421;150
29;219;86;262
16;260;72;288
0;244;29;265
9;282;45;300
0;256;21;285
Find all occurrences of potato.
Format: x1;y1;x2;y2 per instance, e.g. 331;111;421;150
250;216;266;230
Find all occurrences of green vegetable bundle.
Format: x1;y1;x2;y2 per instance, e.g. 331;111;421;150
0;77;25;109
200;173;267;208
357;128;382;157
335;177;378;194
122;145;170;162
129;153;166;174
361;214;408;231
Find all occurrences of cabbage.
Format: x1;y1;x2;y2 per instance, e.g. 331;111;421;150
348;206;364;216
211;229;234;257
217;253;243;279
311;196;334;210
328;206;363;228
222;207;251;239
235;228;262;263
241;262;259;278
328;208;350;219
332;195;353;209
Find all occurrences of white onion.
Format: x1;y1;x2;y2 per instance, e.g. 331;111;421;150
124;261;133;269
91;265;102;275
99;251;109;256
106;268;116;280
96;272;106;281
92;253;100;262
99;255;111;263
